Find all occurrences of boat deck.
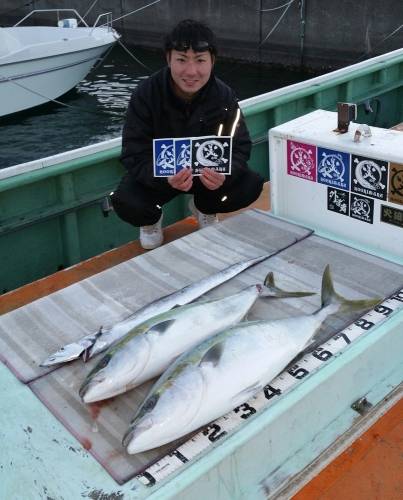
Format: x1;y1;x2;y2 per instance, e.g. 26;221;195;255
0;183;401;498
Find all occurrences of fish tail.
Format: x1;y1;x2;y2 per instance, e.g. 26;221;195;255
320;265;381;311
259;272;316;298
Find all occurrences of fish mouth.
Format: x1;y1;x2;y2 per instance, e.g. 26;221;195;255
40;327;103;367
122;416;154;451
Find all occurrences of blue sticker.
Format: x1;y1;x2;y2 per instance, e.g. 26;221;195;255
153;138;175;177
317;148;350;190
174;138;191;173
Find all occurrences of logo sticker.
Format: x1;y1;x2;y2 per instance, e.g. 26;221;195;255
287;141;317;182
351;155;388;200
388;163;403;206
191;137;232;176
349;194;374;224
327;187;349;216
380;205;403;228
318;148;350;190
153;138;175;177
174;138;191;173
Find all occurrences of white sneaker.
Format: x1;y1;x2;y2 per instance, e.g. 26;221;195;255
140;214;163;250
189;197;218;228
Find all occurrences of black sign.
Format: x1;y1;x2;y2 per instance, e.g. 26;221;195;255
327;187;349;216
351;155;388;201
380;205;403;228
349;194;374;224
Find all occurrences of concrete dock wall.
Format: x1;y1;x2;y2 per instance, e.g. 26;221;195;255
1;0;402;69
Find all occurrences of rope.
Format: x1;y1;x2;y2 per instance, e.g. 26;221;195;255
260;0;296;45
260;1;294;12
0;71;124;118
117;39;153;72
98;0;163;28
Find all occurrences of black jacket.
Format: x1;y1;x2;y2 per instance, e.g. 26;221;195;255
120;67;252;192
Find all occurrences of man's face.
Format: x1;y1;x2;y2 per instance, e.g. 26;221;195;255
167;49;214;99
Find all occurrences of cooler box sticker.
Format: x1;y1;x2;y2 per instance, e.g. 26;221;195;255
318;148;350;190
287;140;317;182
380;205;403;228
191;137;232;176
327;187;349;216
349;193;374;224
153;138;175;177
351;155;388;200
174;138;191;173
388;163;403;206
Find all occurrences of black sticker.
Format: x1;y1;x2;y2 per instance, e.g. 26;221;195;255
327;187;349;216
349;194;374;224
380;205;403;228
351;155;388;200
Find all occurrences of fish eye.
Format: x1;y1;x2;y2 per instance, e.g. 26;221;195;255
136;394;159;420
96;354;111;370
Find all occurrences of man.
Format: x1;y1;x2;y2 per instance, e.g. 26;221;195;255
112;19;264;249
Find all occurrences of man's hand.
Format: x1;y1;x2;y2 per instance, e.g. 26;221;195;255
200;168;225;190
168;167;193;191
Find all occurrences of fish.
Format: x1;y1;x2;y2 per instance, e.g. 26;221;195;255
79;274;314;403
41;254;273;367
123;265;381;454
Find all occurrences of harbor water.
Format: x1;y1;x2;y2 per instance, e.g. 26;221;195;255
0;45;315;169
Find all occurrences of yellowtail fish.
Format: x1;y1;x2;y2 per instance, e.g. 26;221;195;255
123;265;380;454
79;274;313;403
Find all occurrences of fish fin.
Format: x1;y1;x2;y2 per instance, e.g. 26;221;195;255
321;265;381;311
81;326;104;363
260;272;316;299
231;382;262;406
146;319;175;336
199;342;224;367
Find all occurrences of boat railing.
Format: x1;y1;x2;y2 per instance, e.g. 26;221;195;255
92;13;114;33
13;9;89;28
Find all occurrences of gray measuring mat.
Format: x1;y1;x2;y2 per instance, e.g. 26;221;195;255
24;213;403;484
0;210;312;383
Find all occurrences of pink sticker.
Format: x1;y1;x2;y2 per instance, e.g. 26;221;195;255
287;140;317;181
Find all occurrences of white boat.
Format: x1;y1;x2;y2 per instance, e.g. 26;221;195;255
0;9;120;117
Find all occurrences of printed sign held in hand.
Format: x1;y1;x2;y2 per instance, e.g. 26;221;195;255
153;136;232;177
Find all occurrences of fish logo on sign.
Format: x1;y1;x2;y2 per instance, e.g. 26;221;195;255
287;140;316;181
350;194;374;224
318;148;350;190
192;137;231;175
351;155;388;200
153;139;175;177
388;163;403;206
175;139;191;173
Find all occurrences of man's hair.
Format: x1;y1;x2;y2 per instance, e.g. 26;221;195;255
164;19;217;56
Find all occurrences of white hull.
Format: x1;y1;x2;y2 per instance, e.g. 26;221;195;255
0;26;118;116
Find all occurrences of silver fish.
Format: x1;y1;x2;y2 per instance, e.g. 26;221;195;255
79;274;314;403
41;254;272;366
123;265;380;454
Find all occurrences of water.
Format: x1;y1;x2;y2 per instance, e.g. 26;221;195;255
0;45;315;169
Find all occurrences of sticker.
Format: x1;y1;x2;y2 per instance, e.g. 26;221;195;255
388;163;403;206
191;137;232;176
174;138;191;173
153;138;175;177
327;187;349;216
349;193;374;224
380;205;403;228
287;140;317;181
317;148;350;190
351;155;388;200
